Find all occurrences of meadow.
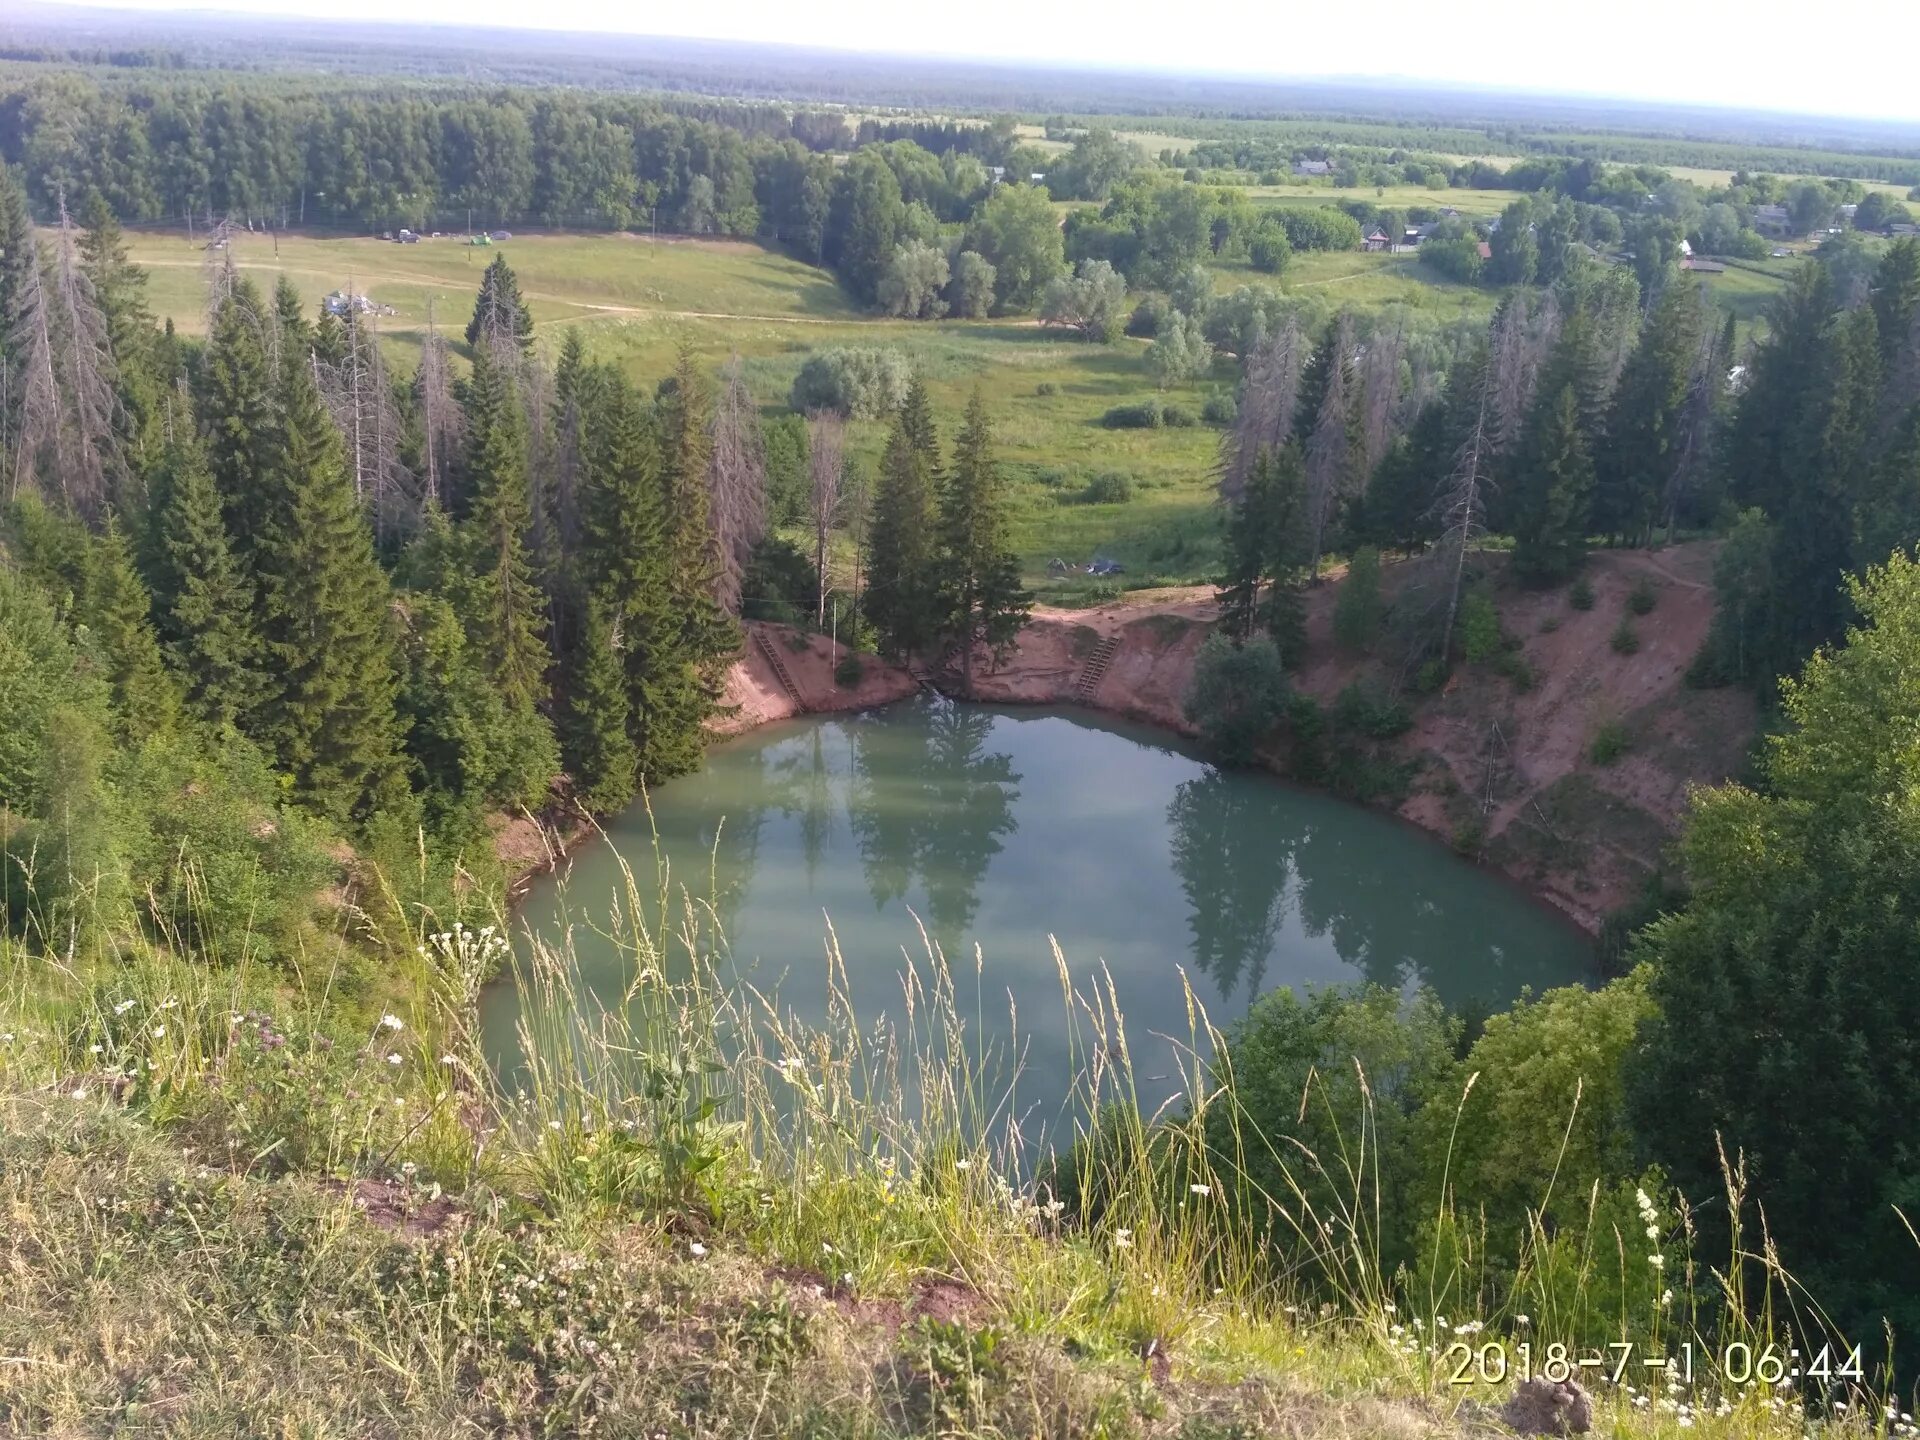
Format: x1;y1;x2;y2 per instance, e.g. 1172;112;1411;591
119;224;1789;599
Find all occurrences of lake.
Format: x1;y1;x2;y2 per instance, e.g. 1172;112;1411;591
486;697;1591;1122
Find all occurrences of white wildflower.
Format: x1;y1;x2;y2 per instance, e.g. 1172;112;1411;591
1190;1183;1212;1197
689;1242;708;1258
151;1025;166;1039
954;1159;972;1171
386;1052;403;1066
380;1014;405;1032
1113;1228;1133;1250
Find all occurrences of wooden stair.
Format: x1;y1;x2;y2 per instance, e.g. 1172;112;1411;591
1075;634;1121;702
753;629;808;714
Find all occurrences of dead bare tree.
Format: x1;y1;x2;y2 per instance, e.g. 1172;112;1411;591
1431;379;1495;663
1664;310;1727;540
1303;312;1355;576
1358;320;1407;477
201;217;238;320
516;341;556;579
317;306;414;541
1487;291;1557;459
806;409;845;628
708;357;768;615
1217;316;1303;506
6;228;61;505
415;300;464;511
37;198;125;517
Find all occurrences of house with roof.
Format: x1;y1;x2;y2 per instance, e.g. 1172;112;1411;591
1293;159;1333;177
1362;227;1392;252
1753;204;1794;236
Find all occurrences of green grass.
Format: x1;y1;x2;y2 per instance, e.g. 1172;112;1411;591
124;227;1235;599
106;226;1774;599
0;852;1878;1440
1241;182;1519;217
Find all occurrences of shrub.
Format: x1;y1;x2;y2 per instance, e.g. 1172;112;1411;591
1207;985;1455;1290
1101;399;1163;429
742;536;820;625
1611;618;1641;655
1628;577;1658;615
1330;681;1413;740
1588;718;1631;764
1034;380;1059;396
1414;972;1661;1322
1183;632;1289;765
1160;403;1198;428
1201;391;1237;426
1568;575;1595;610
1248;221;1291;274
787;347;912;419
1125;293;1169;338
833;653;866;687
1459;588;1502;663
1332;546;1383;652
1081;471;1134;505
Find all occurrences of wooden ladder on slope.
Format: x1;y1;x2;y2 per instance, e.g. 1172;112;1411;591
1075;634;1121;703
753;629;808;714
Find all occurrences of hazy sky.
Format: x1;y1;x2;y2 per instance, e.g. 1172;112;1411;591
45;0;1920;125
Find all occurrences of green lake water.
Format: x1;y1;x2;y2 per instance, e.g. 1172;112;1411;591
486;697;1590;1119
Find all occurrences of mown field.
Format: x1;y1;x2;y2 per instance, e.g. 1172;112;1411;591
120;225;1797;598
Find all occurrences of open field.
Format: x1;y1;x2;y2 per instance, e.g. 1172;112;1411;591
1241;182;1518;216
116;226;1797;596
123;227;1230;597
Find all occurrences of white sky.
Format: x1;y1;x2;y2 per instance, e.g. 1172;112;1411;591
43;0;1920;126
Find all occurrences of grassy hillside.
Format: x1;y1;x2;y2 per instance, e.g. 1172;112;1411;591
0;894;1865;1440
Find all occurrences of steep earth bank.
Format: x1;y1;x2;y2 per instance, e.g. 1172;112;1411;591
504;545;1751;931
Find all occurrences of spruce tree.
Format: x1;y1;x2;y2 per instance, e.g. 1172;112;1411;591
462;345;549;711
83;516;181;742
657;343;739;696
1217;442;1309;664
273;274;311;355
0;160;31;328
77;192;159;469
1595;281;1705;546
466;253;534;352
1510;383;1595;585
1350;400;1446;556
866;376;943;660
1870;237;1920;367
201;281;282;555
937;388;1032;689
561;597;639;813
147;436;264;728
579;368;707;781
659;344;721;604
253;342;407;822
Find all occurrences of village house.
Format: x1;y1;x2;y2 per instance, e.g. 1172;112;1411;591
1293;158;1333;177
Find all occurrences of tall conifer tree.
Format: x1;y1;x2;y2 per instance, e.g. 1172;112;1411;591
866;376;943;660
937;388;1031;689
462;346;549;711
253;341;406;821
147;436;263;728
